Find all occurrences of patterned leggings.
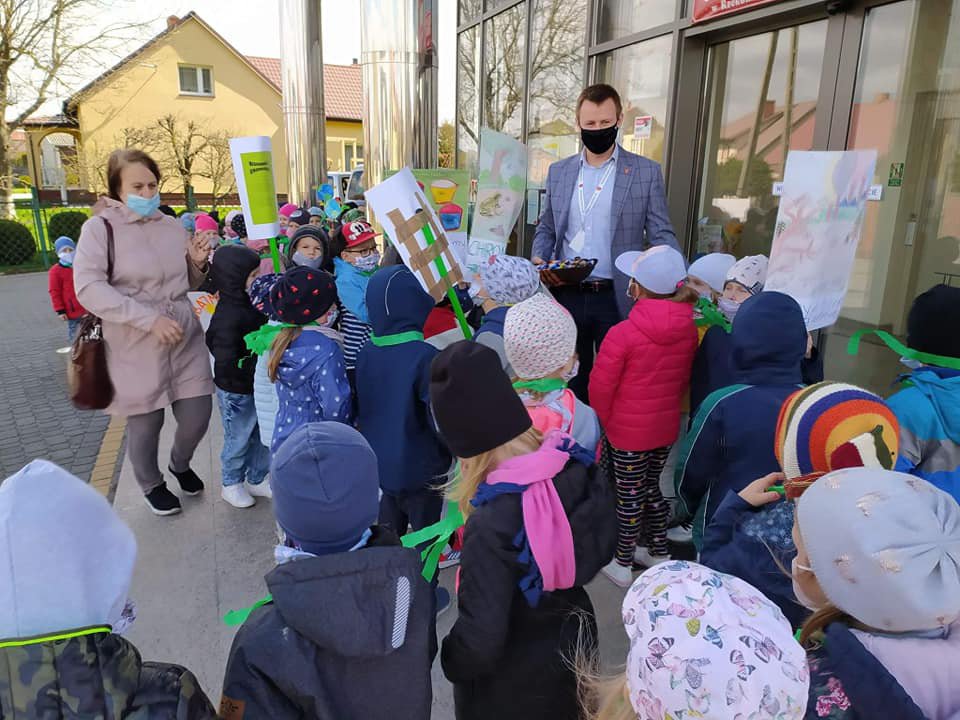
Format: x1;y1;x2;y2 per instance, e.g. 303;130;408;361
611;445;672;564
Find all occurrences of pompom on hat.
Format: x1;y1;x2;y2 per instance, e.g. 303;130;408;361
503;293;577;380
796;467;960;633
775;382;899;500
623;561;809;720
614;246;687;295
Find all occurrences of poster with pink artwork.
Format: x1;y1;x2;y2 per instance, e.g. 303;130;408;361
765;150;877;330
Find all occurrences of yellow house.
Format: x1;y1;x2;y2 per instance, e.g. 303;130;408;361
21;12;363;200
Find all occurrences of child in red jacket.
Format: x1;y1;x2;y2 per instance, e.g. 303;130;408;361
48;236;87;344
589;246;698;586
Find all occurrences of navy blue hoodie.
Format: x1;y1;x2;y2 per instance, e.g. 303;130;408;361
357;266;452;495
675;291;807;550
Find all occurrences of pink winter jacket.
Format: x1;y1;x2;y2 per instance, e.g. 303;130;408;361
589;298;697;451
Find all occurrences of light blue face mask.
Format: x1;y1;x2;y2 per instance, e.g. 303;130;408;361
126;192;160;218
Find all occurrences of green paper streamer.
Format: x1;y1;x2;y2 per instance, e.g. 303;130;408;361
847;329;960;371
223;594;273;627
370;331;425;347
420;221;472;340
513;377;567;393
694;296;731;332
400;502;465;582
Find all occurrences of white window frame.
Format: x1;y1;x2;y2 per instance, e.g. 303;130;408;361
178;65;214;97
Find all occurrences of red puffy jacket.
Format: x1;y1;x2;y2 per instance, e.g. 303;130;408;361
589;297;697;451
48;262;86;320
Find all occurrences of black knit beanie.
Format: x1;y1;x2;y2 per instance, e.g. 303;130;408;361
430;341;533;458
907;284;960;359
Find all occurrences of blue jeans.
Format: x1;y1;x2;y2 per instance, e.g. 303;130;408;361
67;318;80;342
217;389;270;487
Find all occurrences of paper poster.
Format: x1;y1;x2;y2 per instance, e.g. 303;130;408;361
888;162;904;187
634;115;653;139
188;291;218;372
765;150;878;330
365;168;465;302
468;128;527;271
230;136;280;241
385;169;470;265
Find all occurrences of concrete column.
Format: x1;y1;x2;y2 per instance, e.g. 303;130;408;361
280;0;326;206
360;0;438;191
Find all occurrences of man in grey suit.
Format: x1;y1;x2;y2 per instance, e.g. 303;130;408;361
532;83;679;400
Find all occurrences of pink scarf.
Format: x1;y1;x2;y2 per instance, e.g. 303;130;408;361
485;430;577;592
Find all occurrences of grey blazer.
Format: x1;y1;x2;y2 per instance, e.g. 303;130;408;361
531;147;679;318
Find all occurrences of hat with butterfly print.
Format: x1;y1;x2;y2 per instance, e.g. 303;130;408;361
622;561;809;720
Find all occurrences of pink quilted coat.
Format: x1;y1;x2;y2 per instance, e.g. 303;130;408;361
589;298;697;451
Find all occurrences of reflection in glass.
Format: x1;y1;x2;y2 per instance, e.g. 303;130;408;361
482;4;527;140
458;0;482;24
457;25;481;172
697;21;827;260
595;34;673;167
526;0;587;189
596;0;676;42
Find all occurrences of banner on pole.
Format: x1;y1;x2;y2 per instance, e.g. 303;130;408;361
230;136;280;241
467;128;527;272
385;169;470;265
365;168;466;302
765;150;877;330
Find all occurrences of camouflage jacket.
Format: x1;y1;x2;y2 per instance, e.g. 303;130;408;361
0;630;217;719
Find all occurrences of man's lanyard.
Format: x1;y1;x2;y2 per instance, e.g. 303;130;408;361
577;159;616;227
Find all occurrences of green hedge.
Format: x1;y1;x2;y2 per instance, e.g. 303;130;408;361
48;211;90;244
0;220;38;265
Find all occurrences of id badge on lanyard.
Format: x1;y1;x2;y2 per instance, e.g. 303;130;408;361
570;161;616;253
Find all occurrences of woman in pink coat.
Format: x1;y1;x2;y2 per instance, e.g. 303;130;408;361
588;246;698;586
74;149;214;517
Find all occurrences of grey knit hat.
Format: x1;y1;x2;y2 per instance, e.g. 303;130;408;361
796;467;960;632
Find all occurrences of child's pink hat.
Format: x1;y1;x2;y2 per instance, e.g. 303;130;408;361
279;203;298;218
194;214;218;233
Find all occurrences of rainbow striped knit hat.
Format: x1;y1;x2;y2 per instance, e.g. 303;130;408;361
775;381;899;500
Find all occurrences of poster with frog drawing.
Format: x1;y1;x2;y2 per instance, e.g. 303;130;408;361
467;128;527;272
765;150;877;330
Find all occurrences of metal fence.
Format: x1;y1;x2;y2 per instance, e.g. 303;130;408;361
0;188;241;274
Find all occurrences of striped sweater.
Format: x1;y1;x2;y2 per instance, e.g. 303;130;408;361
339;303;373;370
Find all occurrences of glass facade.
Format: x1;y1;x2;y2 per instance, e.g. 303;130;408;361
455;0;960;389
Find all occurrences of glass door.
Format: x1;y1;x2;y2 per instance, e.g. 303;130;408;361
824;0;960;391
694;20;830;259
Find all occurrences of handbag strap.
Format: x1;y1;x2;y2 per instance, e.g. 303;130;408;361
101;218;115;283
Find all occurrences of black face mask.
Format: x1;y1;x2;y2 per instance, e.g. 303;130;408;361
580;125;619;155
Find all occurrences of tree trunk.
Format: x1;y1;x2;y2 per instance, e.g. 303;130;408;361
0;118;15;219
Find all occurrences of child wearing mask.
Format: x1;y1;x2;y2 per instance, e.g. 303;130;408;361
689;254;768;412
205;245;271;509
503;293;601;455
278;202;297;233
268;266;352;452
220;422;434;720
333;220;378;395
686;252;735;340
701;382;900;627
884;284;960;501
357;266;451;538
0;460;217;718
676;291;809;552
430;341;616;720
590;246;698;584
794;467;960;719
472;254;541;375
48;236;86;345
582;561;809;720
285;225;331;271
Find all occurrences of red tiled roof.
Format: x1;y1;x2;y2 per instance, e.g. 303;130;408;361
246;56;362;122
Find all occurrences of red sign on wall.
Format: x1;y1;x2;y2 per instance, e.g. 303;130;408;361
692;0;782;23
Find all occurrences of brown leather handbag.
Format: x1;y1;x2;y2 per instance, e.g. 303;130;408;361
69;218;115;411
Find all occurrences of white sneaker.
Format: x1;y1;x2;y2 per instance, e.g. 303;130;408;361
246;479;273;499
667;521;694;544
601;560;634;588
634;546;671;568
222;484;256;508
